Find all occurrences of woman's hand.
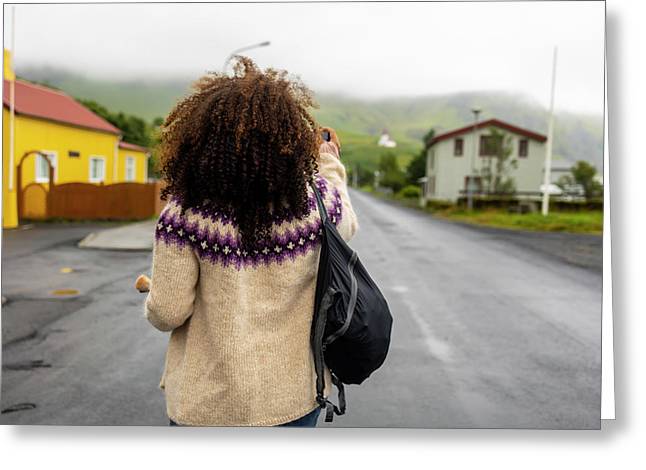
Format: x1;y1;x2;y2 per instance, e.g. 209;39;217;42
135;274;151;293
319;127;341;158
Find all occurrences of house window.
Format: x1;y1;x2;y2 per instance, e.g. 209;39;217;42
125;156;136;181
464;176;483;192
454;138;463;156
519;139;528;158
89;156;106;183
479;135;502;156
35;151;57;183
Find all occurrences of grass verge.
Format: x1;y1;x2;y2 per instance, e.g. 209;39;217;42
431;207;603;234
362;190;603;235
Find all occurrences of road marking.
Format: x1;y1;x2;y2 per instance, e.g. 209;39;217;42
50;289;80;297
391;284;453;363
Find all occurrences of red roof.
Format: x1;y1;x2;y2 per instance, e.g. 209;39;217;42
429;118;547;146
119;141;149;153
3;79;121;135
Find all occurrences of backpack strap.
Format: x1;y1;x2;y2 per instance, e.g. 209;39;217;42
312;285;346;422
310;179;346;423
312;286;334;410
325;374;346;423
311;180;328;224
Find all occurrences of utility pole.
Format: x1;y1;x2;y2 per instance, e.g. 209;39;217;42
467;108;481;211
542;46;558;216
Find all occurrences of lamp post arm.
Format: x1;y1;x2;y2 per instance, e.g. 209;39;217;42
222;41;271;73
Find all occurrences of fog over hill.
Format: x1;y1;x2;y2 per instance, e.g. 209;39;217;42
18;65;603;170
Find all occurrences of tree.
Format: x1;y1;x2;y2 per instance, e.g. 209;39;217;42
347;163;374;188
406;128;435;185
78;98;154;147
378;151;407;193
479;127;518;194
78;99;164;178
556;161;603;200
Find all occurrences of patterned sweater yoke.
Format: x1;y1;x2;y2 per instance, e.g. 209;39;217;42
144;151;359;426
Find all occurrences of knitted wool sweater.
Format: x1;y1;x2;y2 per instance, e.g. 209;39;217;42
144;151;358;426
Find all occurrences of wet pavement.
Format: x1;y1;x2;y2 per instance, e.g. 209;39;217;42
0;190;602;428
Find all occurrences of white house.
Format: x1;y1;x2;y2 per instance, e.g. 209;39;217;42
422;118;547;202
378;129;397;148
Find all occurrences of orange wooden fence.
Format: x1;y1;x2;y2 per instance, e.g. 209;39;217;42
33;181;165;221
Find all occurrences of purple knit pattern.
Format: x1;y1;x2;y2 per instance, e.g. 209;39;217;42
155;177;343;269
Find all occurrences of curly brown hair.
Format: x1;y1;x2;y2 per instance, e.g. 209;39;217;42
158;56;320;248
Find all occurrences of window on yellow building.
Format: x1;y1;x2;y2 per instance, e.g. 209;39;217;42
125;156;136;182
89;156;106;183
36;151;57;183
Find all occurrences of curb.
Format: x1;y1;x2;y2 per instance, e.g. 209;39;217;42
77;220;155;251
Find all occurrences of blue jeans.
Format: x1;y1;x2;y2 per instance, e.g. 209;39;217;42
169;407;321;427
278;407;321;427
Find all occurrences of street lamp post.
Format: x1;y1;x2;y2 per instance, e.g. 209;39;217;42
541;46;558;216
467;108;481;211
222;41;271;74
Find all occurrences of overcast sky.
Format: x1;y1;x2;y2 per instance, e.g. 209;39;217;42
3;1;605;115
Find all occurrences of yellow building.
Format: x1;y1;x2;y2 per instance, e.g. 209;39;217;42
2;49;150;228
117;141;149;183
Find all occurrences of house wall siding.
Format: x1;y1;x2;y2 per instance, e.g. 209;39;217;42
12;114;119;187
117;148;149;183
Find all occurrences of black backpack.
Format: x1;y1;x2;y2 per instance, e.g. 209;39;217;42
310;182;393;422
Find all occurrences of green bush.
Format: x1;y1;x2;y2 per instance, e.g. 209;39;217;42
425;199;455;212
378;151;407;193
398;185;422;199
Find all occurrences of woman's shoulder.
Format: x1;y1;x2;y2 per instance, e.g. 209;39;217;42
317;151;347;188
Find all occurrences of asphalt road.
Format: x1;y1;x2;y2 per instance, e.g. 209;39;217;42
0;190;601;428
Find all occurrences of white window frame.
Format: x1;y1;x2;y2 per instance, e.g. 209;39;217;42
35;150;58;183
125;156;136;182
89;156;106;183
518;138;529;158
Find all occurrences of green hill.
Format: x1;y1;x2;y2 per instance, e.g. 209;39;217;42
313;92;603;171
17;65;603;173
